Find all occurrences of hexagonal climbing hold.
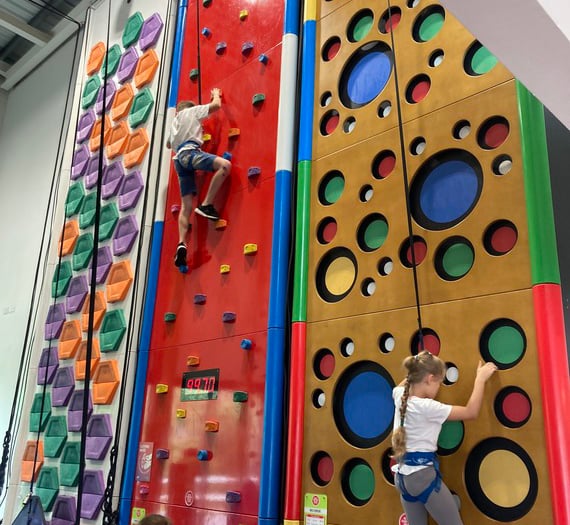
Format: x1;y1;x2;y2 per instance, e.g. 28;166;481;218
112;215;139;256
82;76;101;110
76;109;96;143
111;83;134;121
60;442;80;486
89;115;111;153
44;416;68;458
71;144;90;180
59;220;79;257
45;303;66;340
100;309;126;352
81;291;107;332
106;261;134;303
107;121;130;159
102;162;125;200
79;193;97;229
75;339;101;381
52;366;75;407
66;275;88;314
124;129;149;168
65;182;85;218
95;79;116;116
140;13;164;50
58;319;82;360
68;391;92;432
122;12;144;48
85;414;113;460
93;360;120;404
129;88;154;128
102;44;122;77
81;470;105;520
38;347;59;385
72;233;94;271
117;47;139;84
118;170;144;211
30;392;51;432
85;153;106;190
36;466;60;512
99;204;119;242
134;49;159;89
52;261;73;298
90;246;113;283
86;42;105;76
21;441;44;482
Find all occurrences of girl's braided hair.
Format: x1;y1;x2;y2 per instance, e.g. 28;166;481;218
391;351;446;461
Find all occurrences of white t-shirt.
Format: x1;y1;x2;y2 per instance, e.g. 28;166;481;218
169;104;210;154
392;386;452;475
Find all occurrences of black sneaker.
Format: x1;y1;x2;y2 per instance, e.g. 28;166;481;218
174;243;187;267
195;204;220;221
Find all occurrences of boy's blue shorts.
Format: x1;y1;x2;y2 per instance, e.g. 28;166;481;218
174;148;217;197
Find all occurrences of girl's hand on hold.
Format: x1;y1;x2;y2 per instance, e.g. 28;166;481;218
476;361;497;383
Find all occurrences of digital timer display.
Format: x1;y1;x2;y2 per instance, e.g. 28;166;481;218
180;368;220;401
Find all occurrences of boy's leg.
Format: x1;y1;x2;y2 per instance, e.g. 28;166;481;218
175;193;193;267
195;155;231;220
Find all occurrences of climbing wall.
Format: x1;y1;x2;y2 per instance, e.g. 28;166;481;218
298;0;567;524
9;2;174;524
129;0;285;523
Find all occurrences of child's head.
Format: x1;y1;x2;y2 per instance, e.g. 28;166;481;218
176;100;195;111
404;350;446;385
139;514;171;525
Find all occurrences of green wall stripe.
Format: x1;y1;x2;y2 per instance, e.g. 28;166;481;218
293;160;311;322
516;81;560;285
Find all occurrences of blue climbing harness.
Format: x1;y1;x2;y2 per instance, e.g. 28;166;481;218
396;451;442;504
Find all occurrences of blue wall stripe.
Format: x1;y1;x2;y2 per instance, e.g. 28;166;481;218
167;0;188;108
119;221;164;525
298;19;316;162
284;0;300;36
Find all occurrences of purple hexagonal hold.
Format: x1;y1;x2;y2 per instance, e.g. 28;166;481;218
117;47;139;84
102;162;125;200
51;495;76;525
52;366;75;407
140;13;164;50
112;215;139;256
38;347;59;385
71;144;90;180
80;470;105;519
76;110;96;143
68;390;92;432
45;303;66;340
85;153;106;190
95;79;117;116
118;170;144;211
66;275;89;314
89;246;113;284
86;414;113;460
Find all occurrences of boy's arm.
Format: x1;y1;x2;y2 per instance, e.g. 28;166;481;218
208;88;222;114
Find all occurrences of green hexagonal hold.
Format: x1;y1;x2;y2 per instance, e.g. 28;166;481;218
123;12;144;48
129;87;154;128
79;192;97;229
60;441;81;487
102;44;122;77
65;182;85;218
72;233;94;271
100;202;119;241
30;393;51;432
44;415;67;458
82;75;101;109
100;309;127;352
36;467;59;511
52;261;73;298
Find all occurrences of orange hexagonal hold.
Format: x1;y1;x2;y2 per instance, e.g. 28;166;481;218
87;42;106;76
111;83;134;121
59;220;79;256
134;49;159;89
21;441;44;482
124;128;149;168
75;338;101;380
82;291;107;332
58;319;82;359
92;360;120;404
89;115;112;153
106;261;134;303
107;121;130;159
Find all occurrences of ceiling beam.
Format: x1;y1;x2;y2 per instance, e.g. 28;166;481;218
0;61;10;77
0;8;51;46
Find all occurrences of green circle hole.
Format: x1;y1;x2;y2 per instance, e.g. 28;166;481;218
470;45;498;75
418;12;444;42
351;14;373;42
349;463;375;501
438;420;464;454
364;219;388;250
488;325;525;365
442;242;474;278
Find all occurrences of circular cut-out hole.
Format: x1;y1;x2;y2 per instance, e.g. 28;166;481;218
379;333;395;353
464;40;498;76
340;337;355;357
480;319;526;369
492;154;513;175
412;5;445;42
359;184;374;202
410;136;426;155
316;247;357;302
320;109;340;136
435;236;475;281
407;0;420;7
322;36;341;62
316;217;338;245
344;116;356;133
372;150;396;179
381;448;396;485
311;451;334;486
444;362;459;385
379;7;401;34
312;389;326;408
478;116;510;149
357;213;389;252
438;420;464;454
406;74;431;103
314;349;336;380
341;459;375;506
400;236;427;267
412;328;440;355
361;278;376;296
348;9;374;42
321;91;333;107
453;120;471;139
378;100;392;118
494;386;532;428
318;170;345;205
483;220;518;256
378;257;394;276
428;49;444;67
